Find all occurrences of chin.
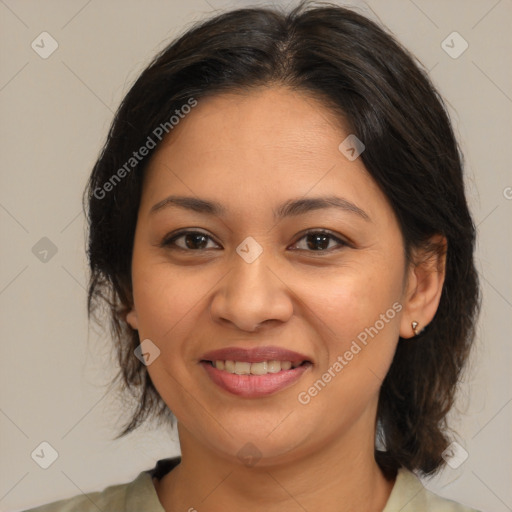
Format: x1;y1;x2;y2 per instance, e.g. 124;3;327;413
193;421;309;467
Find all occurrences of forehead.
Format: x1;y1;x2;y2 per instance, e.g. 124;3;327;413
149;87;342;166
140;86;389;222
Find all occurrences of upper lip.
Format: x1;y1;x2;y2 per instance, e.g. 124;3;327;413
201;346;311;364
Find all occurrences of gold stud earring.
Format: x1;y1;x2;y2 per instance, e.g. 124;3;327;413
411;321;419;336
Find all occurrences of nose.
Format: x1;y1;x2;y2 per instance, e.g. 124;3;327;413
209;250;294;332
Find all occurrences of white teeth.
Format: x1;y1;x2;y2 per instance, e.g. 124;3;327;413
250;361;268;375
212;359;303;375
280;361;292;370
234;361;251;375
267;360;281;373
224;360;235;373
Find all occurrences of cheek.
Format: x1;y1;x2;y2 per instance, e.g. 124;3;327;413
303;264;403;337
131;260;208;335
130;264;206;407
293;282;401;432
130;260;225;391
296;262;404;402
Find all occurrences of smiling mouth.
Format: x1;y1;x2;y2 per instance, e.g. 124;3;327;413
202;359;311;375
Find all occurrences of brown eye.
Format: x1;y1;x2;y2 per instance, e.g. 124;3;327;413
161;230;219;251
290;230;348;252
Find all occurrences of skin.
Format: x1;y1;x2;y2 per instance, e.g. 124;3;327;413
126;86;446;512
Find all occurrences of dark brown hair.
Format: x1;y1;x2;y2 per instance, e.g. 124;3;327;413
84;0;480;476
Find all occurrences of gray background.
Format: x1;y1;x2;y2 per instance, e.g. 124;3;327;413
1;0;510;510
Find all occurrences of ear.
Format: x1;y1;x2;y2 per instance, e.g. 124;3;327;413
399;234;447;339
125;307;139;330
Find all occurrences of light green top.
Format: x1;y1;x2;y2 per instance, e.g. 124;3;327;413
24;466;481;512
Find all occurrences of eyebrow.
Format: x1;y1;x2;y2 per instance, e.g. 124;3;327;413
149;195;371;222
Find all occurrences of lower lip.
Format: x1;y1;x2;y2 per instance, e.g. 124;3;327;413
201;362;311;398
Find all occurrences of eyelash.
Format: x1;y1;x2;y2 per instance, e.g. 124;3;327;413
160;229;349;253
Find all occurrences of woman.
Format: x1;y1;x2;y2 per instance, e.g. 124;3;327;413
25;1;481;511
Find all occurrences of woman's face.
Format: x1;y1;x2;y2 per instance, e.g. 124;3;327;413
126;86;417;465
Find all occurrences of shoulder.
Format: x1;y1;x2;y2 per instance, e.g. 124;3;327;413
22;470;164;512
383;468;482;512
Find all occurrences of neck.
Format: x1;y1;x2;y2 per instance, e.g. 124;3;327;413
155;421;396;512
